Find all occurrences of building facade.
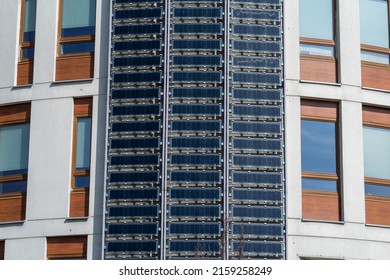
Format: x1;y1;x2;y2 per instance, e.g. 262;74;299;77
0;0;389;260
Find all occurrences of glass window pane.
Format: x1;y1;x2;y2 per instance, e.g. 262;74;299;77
0;124;30;174
23;0;37;42
365;184;390;197
300;44;334;56
0;180;27;194
75;118;92;170
74;176;90;188
62;0;96;37
301;120;337;174
61;42;95;54
361;51;390;64
300;0;334;40
363;126;390;180
360;0;389;48
302;178;337;192
22;47;35;59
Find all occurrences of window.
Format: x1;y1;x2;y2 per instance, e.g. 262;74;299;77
0;241;4;260
299;0;338;83
46;236;87;260
301;100;341;221
360;0;390;90
56;0;96;81
17;0;37;85
363;106;390;226
0;104;30;222
69;98;92;217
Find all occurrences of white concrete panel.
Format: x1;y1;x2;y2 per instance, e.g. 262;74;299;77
0;0;20;88
340;101;365;223
26;98;73;220
284;0;300;81
338;0;362;87
33;0;59;83
5;237;46;260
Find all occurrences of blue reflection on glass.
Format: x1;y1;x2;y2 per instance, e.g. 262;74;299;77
302;178;337;192
301;120;336;174
365;184;390;197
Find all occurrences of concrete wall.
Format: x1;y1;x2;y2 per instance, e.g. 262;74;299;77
0;0;108;259
284;0;390;259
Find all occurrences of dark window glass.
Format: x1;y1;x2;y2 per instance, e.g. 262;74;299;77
232;0;280;4
110;137;159;150
109;188;159;200
114;24;161;35
232;138;282;151
232;8;280;20
232;121;281;135
232;72;281;85
107;241;157;253
232;241;282;254
301;120;337;174
0;180;28;194
171;121;221;132
302;178;337;192
108;223;158;235
232;189;282;203
170;171;220;183
232;105;281;118
22;47;35;59
169;241;219;252
110;154;159;166
173;24;222;34
108;205;159;217
172;72;221;83
365;184;390;197
173;8;222;18
61;42;94;54
172;87;221;99
232;24;281;36
23;0;37;42
170;188;220;200
169;222;220;235
171;137;220;149
233;57;280;68
74;176;90;188
232;155;282;168
232;206;282;220
232;172;282;185
111;121;160;133
112;72;161;84
232;89;281;102
113;40;161;51
233;40;281;53
112;105;160;116
112;88;160;100
169;205;220;217
172;39;221;50
115;8;162;19
113;56;161;67
171;104;221;115
110;171;159;183
172;55;221;66
171;154;221;166
232;224;283;237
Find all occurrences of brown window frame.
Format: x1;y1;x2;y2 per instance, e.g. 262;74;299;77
0;103;31;222
362;106;390;226
299;0;338;83
301;99;342;221
46;236;87;260
0;240;4;260
69;98;92;218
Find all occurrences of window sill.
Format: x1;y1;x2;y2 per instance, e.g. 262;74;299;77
65;217;88;222
299;80;341;87
365;223;390;229
0;220;25;226
301;219;344;225
11;84;33;90
51;78;93;86
361;86;390;94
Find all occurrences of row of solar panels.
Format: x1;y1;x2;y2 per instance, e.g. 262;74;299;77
114;0;281;6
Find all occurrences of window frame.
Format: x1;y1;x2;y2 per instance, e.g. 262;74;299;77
0;104;31;196
300;99;342;221
362;106;390;226
360;0;390;65
57;0;96;58
19;0;36;62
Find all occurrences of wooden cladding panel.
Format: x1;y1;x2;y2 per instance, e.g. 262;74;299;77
365;196;390;226
302;190;341;221
0;193;26;222
47;236;87;259
362;106;390;128
69;190;89;218
362;63;390;92
74;98;93;117
301;99;338;121
0;103;31;125
0;241;4;260
55;54;94;81
17;61;34;86
300;55;338;84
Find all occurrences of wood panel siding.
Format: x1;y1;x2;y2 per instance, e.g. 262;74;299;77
0;193;26;222
0;241;4;260
17;61;34;86
300;55;338;83
365;196;390;226
0;103;30;125
362;62;390;92
69;190;89;218
363;106;390;128
301;99;338;121
47;236;87;259
55;54;94;81
74;98;93;117
302;190;341;221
